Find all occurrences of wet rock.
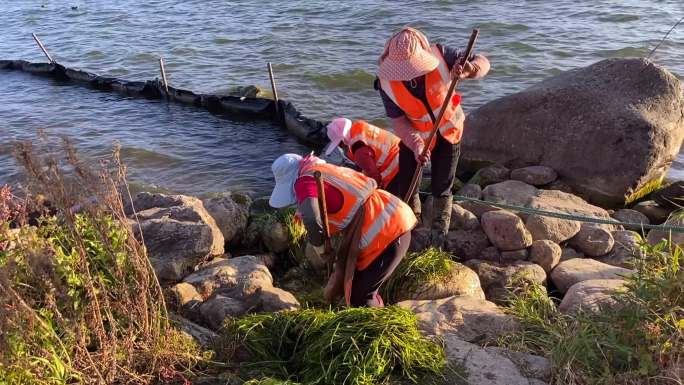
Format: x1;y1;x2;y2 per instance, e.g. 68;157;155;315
183;255;273;298
633;200;672;225
450;204;480;231
500;249;528;261
560;247;585;261
525;214;581;243
394;262;485;302
465;260;546;304
647;212;684;247
529;240;562;273
409;227;432;252
510;166;558;186
550;258;633;293
558;279;626;315
443;335;550;385
398;295;517;342
481;210;533;251
457;183;483;199
611;208;649;231
482;180;538;207
568;224;615;257
478;165;511;187
528;190;614;230
202;192;252;244
229;85;263;98
597;230;642;268
129;192;224;281
445;228;491;260
461;58;684;207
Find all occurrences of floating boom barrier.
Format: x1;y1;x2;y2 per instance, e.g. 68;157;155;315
0;59;329;147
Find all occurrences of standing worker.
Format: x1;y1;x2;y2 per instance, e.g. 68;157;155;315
324;117;401;191
375;27;490;247
269;153;416;307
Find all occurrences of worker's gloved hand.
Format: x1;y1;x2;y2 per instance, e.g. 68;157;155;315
451;61;479;80
414;143;430;166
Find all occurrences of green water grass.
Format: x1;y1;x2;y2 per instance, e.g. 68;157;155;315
381;247;454;303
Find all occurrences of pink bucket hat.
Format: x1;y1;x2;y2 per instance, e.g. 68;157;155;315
323;117;352;156
378;27;440;81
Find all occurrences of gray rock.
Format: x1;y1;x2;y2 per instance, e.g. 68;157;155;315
200;293;251;329
510;166;558;186
568;224;615;257
254;253;277;269
262;220;289;253
558;279;626;314
258;286;301;312
183;255;273;298
170;314;219;348
525;214;581;243
597;230;642;268
398;295;517;342
446;228;491;260
633;200;672;225
479;246;503;263
500;249;529;261
484;347;552;381
202;192;252;244
465;260;547;304
394;262;485;302
409;227;432;252
450;204;480;231
461;58;684;207
304;242;327;271
545;179;574;194
527;190;615;231
560;247;585;261
457;183;483;199
443;335;551;385
481;210;533;251
529;240;562;273
611;209;650;231
478;165;511;187
551;258;633;293
458;199;498;218
482;180;538;207
647;212;684;248
169;282;203;310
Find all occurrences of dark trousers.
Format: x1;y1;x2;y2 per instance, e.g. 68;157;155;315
349;231;411;307
387;132;461;199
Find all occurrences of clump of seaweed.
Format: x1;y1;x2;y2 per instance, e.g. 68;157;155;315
381;247;454;303
223;306;446;385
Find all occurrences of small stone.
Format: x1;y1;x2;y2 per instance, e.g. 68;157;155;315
481;210;533;251
262;221;289;253
525;214;581;243
501;249;529;261
450;204;480;230
478;165;511;187
169;282;203;308
199;294;250;329
457;183;483;199
611;209;650;230
445;228;491;260
568;224;615;257
510;166;558;186
304;242;327;271
546;179;574;193
632;200;672;225
551;258;633;293
597;230;642;267
529;240;562;272
558;279;626;314
258;286;300;312
466;259;546;304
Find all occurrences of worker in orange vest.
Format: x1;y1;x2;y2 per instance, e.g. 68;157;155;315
323;117;400;191
375;27;490;247
269;153;416;307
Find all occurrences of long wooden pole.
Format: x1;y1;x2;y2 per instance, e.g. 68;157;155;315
267;62;280;116
403;29;479;202
313;171;332;254
32;33;55;63
158;57;169;95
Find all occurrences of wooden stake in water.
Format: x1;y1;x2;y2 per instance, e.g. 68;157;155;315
158;57;169;95
31;33;55;63
267;62;280;116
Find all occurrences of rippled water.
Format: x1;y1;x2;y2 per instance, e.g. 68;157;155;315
1;1;683;195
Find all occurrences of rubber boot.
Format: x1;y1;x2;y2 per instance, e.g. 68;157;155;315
431;196;452;249
409;192;422;224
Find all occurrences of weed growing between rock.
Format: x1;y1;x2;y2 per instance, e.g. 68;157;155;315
499;241;683;384
221;306;446;385
0;139;205;384
381;247;454;303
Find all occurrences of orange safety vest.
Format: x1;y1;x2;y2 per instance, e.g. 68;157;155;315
378;44;465;146
346;120;400;187
299;162;416;270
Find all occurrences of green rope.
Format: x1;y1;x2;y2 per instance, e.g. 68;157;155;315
444;194;684;233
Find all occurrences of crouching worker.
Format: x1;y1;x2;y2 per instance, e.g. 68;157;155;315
269;153;416;307
324;118;401;193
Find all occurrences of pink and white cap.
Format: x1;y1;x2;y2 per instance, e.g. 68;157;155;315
323;117;352;156
377;27;439;81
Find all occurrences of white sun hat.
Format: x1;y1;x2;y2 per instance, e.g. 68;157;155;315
269;153;303;208
323;117;352;156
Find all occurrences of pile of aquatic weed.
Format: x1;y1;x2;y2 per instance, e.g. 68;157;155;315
0;138;206;384
499;241;683;385
248;207;307;265
381;247;454;303
222;306;446;385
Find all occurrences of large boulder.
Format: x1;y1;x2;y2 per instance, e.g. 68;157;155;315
393;262;485;302
457;183;483;199
568;224;615;257
558;279;626;315
183;255;273;298
510;166;558;186
527;190;615;230
397;295;517;342
445;228;491;260
551;258;633;293
461;58;684;207
202;192;252;244
481;210;533;251
465;260;546;304
129;192;225;281
525;214;581;243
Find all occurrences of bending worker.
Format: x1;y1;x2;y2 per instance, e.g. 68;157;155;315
324;117;400;191
375;27;490;247
269;153;416;307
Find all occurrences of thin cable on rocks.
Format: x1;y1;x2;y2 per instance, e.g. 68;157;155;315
646;15;684;61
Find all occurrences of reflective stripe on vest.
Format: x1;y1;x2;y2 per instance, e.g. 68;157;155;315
346;120;400;186
378;44;464;145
